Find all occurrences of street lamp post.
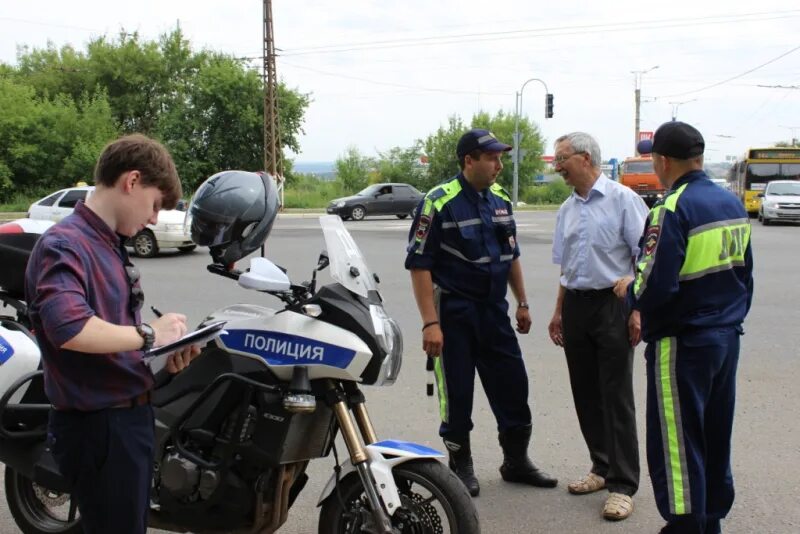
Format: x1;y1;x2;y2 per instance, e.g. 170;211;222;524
512;78;550;206
669;99;697;121
780;125;800;146
632;65;658;153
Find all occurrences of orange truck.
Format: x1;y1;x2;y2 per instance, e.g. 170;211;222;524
618;156;665;207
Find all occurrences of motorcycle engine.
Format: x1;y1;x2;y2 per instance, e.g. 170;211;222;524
160;452;220;502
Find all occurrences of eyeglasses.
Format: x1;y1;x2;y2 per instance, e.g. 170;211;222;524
124;261;145;316
553;151;587;165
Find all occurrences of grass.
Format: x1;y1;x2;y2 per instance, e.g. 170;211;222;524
0;192;38;212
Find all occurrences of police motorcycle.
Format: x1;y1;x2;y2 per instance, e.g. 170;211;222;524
0;170;479;534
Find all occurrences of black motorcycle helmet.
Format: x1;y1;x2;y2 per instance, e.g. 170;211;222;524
188;170;280;265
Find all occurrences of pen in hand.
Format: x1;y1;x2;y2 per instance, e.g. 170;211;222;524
151;306;163;318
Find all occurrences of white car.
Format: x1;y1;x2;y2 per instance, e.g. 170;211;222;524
758;180;800;226
27;186;196;257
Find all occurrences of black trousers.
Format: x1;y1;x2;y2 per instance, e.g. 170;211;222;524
435;293;532;437
562;289;640;495
48;404;154;534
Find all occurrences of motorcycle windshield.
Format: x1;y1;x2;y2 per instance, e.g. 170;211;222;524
320;215;380;300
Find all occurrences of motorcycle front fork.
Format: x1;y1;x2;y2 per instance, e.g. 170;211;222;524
325;380;393;534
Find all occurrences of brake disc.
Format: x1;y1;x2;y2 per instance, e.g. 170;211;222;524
33;484;70;507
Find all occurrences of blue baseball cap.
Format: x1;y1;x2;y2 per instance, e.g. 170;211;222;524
638;121;705;159
456;129;512;159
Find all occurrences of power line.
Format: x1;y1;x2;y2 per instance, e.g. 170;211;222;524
655;44;800;98
281;60;512;96
275;10;800;56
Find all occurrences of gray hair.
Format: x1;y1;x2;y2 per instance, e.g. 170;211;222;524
554;132;601;168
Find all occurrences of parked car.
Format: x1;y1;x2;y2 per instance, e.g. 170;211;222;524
758;180;800;226
326;183;424;221
27;186;196;257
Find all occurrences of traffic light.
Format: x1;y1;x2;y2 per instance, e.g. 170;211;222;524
545;93;554;119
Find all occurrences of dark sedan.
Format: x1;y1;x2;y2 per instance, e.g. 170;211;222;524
326;183;424;221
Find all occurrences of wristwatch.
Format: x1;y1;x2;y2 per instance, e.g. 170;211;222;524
136;323;155;352
518;302;530;309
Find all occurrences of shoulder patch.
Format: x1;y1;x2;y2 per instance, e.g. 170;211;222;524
415;214;432;241
644;224;660;256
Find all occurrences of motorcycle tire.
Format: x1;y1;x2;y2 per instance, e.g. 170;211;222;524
4;466;82;534
318;459;480;534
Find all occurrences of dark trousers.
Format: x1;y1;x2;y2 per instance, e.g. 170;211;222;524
562;289;640;495
646;328;740;534
48;404;155;534
434;293;532;437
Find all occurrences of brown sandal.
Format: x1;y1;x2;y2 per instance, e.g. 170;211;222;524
603;492;634;520
567;473;606;495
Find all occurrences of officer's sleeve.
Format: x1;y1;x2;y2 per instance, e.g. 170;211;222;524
628;207;686;314
623;193;649;257
404;196;441;271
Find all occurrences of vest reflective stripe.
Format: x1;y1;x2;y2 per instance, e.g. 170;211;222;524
441;243;491;264
655;337;692;515
441;218;482;229
491;215;513;223
679;220;751;281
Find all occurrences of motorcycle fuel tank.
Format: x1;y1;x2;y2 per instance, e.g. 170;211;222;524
207;304;373;382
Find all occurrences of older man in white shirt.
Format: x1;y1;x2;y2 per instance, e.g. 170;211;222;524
548;131;648;521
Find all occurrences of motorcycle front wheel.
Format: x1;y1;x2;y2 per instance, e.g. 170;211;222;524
4;466;82;534
318;459;480;534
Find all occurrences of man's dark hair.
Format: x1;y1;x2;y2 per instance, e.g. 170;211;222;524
94;134;182;209
458;149;484;170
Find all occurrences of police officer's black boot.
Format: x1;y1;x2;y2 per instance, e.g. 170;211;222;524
443;434;480;497
498;424;558;488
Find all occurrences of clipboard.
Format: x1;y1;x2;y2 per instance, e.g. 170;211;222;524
144;320;227;359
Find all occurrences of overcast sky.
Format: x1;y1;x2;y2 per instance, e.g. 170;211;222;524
2;1;798;163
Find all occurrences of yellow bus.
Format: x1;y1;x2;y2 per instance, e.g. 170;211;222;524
730;148;800;214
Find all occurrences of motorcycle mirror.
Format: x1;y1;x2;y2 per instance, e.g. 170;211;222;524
316;251;329;271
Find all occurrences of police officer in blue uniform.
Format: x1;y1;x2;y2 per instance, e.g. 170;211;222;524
615;122;754;534
405;129;557;497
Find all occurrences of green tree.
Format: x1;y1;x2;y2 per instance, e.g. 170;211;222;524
417;111;545;193
470;110;545;190
376;146;426;188
8;29;311;192
419;115;466;190
0;78;117;199
335;146;372;194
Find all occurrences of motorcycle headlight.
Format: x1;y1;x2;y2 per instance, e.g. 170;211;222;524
370;305;403;386
336;200;346;208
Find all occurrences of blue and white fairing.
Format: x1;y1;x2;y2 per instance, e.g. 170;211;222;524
206;216;403;384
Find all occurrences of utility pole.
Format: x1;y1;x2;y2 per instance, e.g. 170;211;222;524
632;65;658;154
512;78;552;207
263;0;284;206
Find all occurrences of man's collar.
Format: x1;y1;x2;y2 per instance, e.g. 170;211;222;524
571;172;609;200
75;201;121;249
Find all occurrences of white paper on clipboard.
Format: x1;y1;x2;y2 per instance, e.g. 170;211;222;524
144;320;227;361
